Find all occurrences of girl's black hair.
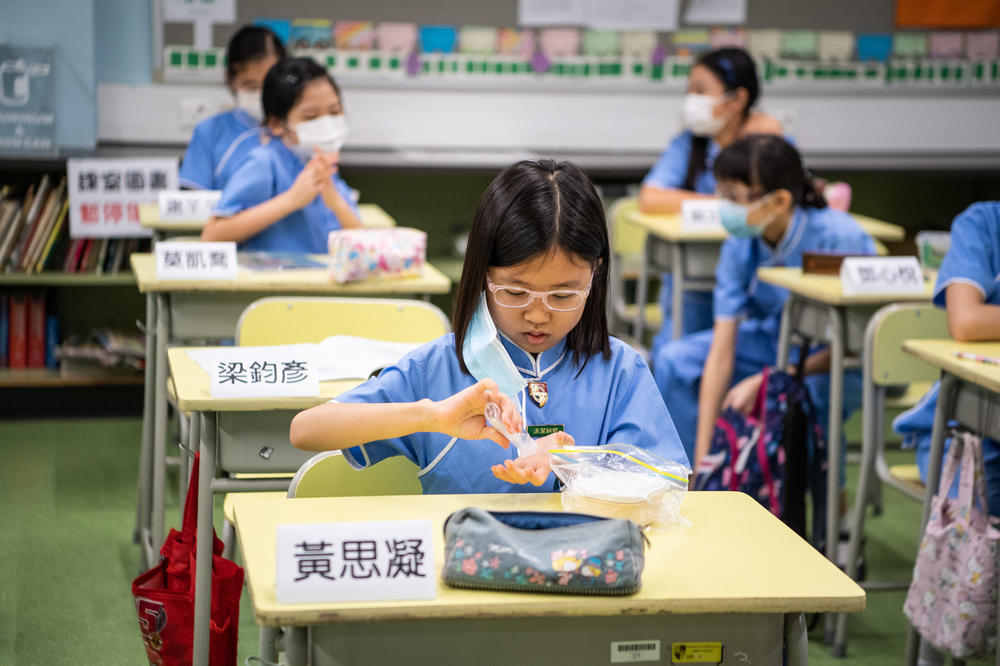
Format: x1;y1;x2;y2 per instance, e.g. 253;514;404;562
225;26;286;84
713;134;827;208
684;47;760;191
261;57;342;122
452;160;611;374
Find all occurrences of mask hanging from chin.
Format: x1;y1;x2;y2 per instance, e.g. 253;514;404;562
462;293;529;409
681;93;727;137
718;196;778;239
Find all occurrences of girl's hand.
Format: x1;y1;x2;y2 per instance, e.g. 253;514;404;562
285;152;334;210
721;372;765;415
431;379;522;448
316;149;341;190
491;431;575;486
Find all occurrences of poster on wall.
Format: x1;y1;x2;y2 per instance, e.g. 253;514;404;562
67;158;179;238
0;45;56;156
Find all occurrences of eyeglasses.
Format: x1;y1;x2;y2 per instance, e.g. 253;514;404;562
486;275;593;311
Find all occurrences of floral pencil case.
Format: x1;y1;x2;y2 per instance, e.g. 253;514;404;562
441;507;645;596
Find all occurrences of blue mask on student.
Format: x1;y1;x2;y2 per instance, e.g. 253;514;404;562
462;293;528;403
719;198;766;238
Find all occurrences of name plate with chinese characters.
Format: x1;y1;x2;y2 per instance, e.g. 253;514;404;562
155;241;237;280
276;520;436;604
839;256;926;296
208;345;319;398
157;190;221;222
681;199;722;231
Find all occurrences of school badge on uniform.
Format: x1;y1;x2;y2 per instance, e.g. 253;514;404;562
527;381;548;407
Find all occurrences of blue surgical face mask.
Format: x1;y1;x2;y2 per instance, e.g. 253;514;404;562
718;196;773;238
462;293;528;405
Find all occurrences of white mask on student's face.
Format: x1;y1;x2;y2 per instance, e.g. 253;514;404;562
234;89;263;122
681;93;728;137
288;114;349;161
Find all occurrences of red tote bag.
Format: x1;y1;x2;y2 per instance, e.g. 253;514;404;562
132;454;244;666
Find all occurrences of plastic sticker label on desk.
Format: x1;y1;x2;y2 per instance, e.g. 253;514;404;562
276;520;436;604
681;199;722;231
155;241;237;280
157;190;221;222
208;345;319;398
839;255;925;296
610;639;661;662
670;642;723;663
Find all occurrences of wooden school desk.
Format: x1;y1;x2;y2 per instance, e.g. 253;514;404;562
900;339;1000;665
626;209;905;343
229;491;864;666
757;266;932;641
139;202;398;242
130;253;451;570
167;346;365;666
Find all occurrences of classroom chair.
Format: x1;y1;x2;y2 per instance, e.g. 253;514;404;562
833;302;948;657
215;296;450;554
252;450;422;663
607;196;661;345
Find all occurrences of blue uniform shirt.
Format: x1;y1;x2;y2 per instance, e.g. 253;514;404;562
642;130;720;194
894;203;1000;515
337;333;689;494
213;138;359;253
179;109;263;191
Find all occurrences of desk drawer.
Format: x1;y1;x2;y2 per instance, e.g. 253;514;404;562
217;410;313;473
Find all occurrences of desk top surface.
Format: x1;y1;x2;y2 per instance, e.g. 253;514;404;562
139;202;395;231
903;339;1000;394
756;266;934;306
627;210;904;244
166;347;360;411
129;254;451;294
231;491;865;627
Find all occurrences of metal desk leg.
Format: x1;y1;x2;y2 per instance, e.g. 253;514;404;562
671;242;684;340
634;234;651;345
776;295;797;368
285;626;308;666
151;293;170;554
824;306;845;644
180;410;199;501
135;292;157;570
905;372;958;666
193;411;216;666
785;612;808;666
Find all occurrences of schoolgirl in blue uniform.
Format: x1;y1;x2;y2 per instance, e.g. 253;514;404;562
179;26;285;191
653;135;877;470
894;202;1000;515
290;160;689;493
203;57;362;251
640;48;783;347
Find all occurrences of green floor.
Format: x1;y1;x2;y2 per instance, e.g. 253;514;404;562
0;417;931;664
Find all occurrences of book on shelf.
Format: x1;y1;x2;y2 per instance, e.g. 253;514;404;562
0;292;7;369
35;198;68;273
8;291;27;368
0;183;32;268
27;291;45;368
7;174;51;272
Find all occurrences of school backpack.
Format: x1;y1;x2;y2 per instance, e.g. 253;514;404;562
694;366;829;548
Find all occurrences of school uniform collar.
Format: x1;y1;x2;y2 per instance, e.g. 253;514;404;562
498;332;568;379
232;108;260;130
759;206;807;266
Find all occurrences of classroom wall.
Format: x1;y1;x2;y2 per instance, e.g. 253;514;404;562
95;0;153;85
1;0;97;151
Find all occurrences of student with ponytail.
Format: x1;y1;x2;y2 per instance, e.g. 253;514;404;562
653;135;876;472
640;48;784;342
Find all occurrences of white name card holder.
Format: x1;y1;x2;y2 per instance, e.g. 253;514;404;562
681;199;723;231
155;241;237;280
158;190;222;224
208;345;320;398
276;520;436;604
840;256;926;296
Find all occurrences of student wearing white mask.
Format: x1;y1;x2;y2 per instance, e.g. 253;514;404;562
179;25;285;191
639;48;783;346
203;57;362;251
290;160;688;493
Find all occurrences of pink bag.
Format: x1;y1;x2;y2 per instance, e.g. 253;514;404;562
903;431;1000;659
328;228;426;284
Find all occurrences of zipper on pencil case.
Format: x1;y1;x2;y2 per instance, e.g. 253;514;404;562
442;576;640;596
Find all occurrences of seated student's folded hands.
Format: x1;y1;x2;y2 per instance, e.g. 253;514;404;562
491;431;575;487
431;378;522;449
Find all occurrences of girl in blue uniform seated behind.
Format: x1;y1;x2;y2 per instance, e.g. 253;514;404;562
894;202;1000;515
179;25;286;191
290;160;689;493
640;48;783;345
654;135;876;471
202;57;362;252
